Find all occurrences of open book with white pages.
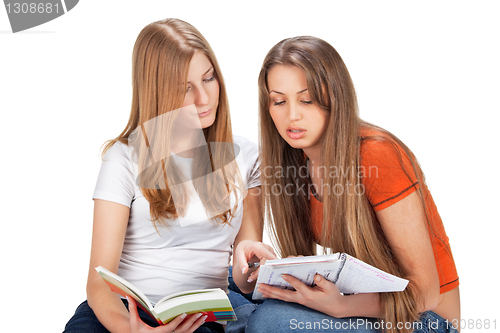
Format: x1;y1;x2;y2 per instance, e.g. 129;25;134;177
95;266;236;325
252;253;409;300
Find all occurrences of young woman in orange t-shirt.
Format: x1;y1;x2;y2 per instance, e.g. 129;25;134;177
234;36;460;333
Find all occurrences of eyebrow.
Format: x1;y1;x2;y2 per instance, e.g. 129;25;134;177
203;66;214;76
269;88;308;95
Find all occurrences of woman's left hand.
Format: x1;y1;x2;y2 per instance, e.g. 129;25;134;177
128;296;206;333
257;274;346;318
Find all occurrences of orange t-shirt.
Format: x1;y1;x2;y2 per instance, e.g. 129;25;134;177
310;129;459;294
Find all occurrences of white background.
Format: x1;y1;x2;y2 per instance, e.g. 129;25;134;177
1;1;499;331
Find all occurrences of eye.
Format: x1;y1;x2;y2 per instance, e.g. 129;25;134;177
273;101;285;106
301;100;312;105
203;76;216;83
186;85;192;93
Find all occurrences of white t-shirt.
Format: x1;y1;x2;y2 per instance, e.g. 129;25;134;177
93;135;260;305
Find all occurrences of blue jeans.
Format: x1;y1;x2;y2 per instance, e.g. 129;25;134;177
226;266;458;333
244;299;459;333
63;299;224;333
226;266;263;333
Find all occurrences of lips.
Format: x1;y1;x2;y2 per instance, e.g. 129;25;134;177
286;127;306;139
198;109;212;117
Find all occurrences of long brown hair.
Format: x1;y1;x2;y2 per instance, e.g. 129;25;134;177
258;36;438;332
103;18;242;228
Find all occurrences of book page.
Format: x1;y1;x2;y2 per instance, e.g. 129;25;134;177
336;255;409;294
253;254;343;300
95;266;153;313
154;288;235;324
265;253;341;266
156;288;221;306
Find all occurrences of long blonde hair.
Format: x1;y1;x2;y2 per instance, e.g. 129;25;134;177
258;36;437;332
104;18;241;227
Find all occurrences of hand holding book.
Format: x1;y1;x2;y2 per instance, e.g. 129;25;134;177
127;296;208;332
257;271;355;318
95;266;236;325
253;253;408;299
252;253;408;318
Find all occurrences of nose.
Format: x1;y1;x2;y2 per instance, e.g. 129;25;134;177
195;86;209;106
288;102;302;121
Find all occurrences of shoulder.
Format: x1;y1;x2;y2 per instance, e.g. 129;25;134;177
99;141;136;180
102;141;132;162
358;126;419;212
94;141;136;207
232;135;261;187
233;135;258;153
232;135;259;162
360;127;397;152
359;127;411;167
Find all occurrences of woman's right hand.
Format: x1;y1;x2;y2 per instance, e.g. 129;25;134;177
128;297;207;333
235;240;277;282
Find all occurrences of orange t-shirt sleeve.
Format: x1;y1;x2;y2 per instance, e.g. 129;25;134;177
361;138;419;212
360;136;459;293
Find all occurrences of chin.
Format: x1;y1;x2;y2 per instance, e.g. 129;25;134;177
284;140;309;150
200;114;217;129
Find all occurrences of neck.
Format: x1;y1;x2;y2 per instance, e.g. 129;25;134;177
303;146;322;166
170;128;205;158
303;146;324;200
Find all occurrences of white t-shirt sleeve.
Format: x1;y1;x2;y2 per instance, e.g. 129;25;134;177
236;136;261;189
93;142;135;207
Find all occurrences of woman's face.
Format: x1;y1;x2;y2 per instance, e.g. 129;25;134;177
267;65;328;156
181;51;219;129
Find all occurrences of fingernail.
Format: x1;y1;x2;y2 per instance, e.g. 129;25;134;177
247;278;254;283
281;275;288;281
315;275;322;282
180;313;187;320
196;313;203;319
202;315;208;323
242;267;246;274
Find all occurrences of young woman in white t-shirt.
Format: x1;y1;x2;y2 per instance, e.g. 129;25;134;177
64;18;275;333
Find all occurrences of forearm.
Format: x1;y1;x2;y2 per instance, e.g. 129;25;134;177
232;188;276;294
335;279;438;319
336;292;381;318
232;261;257;294
408;277;440;312
87;281;132;333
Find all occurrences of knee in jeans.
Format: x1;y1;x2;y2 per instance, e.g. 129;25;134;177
245;300;296;332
